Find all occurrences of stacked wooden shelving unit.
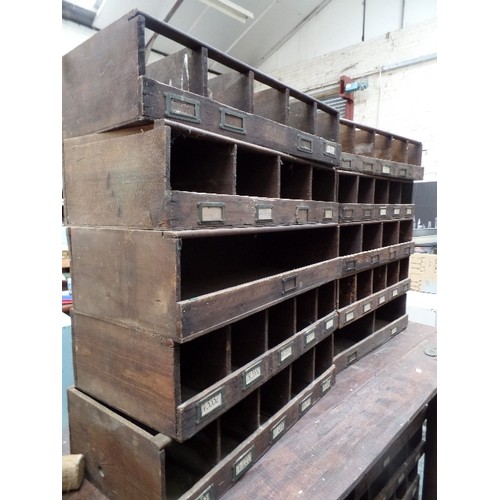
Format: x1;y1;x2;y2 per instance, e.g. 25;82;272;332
62;9;424;499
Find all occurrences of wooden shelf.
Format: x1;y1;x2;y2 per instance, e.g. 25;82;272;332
62;321;436;499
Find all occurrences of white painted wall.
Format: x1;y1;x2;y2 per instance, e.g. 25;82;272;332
257;2;438;181
62;18;96;55
258;0;437;73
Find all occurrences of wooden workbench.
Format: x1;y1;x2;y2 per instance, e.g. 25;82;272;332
63;321;437;499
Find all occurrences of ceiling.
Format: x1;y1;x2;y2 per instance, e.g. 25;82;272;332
63;0;331;69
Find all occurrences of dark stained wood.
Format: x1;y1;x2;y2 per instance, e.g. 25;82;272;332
422;394;437;500
62;13;144;139
316;107;339;141
208;71;254;112
146;47;207;96
339;203;414;223
253;86;288;124
71;312;177;437
334;314;408;372
63;123;170;229
337;278;409;328
407;141;423;166
169;191;340;230
288;99;316;134
374;133;392;160
71;282;408;442
222;322;437;500
72;225;378;339
70;227;179;333
62;119;360;231
66;365;336;500
67;388;168;500
340;152;424;180
63;323;435;500
142;77;341;167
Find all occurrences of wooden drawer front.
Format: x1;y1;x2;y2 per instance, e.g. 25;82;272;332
63;11;342;163
170;192;339;229
68;364;335;500
72;281;338;440
144;80;340;167
63;121;338;230
340;152;423;180
338;278;410;328
339;204;414;223
333;312;408;373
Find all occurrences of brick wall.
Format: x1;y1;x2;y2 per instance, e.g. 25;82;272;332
258;19;437;180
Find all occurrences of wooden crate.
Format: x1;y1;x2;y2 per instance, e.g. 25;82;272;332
71;286;337;440
71;268;409;439
68;224;414;340
63;121;339;231
339;119;422;167
67;362;336;500
62;10;341;167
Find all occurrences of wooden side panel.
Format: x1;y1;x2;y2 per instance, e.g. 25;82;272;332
315;108;339;141
63;124;170;228
288;99;315;134
374;134;392;160
72;312;177;436
208;71;254;112
354;129;375;157
62;13;144;139
70;227;179;332
67;387;167;500
146;47;207;95
339;122;355;153
253;87;288;124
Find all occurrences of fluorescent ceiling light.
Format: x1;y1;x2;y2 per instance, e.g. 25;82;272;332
69;0;104;12
199;0;254;23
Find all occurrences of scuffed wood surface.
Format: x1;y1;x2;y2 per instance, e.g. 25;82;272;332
223;321;436;500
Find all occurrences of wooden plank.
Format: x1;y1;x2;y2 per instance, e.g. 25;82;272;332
340;152;424;181
222;322;437;500
63;124;170;228
72;312;177;437
339;203;414;223
67;388;168;500
207;71;254;112
69;227;179;333
253;86;288;124
146;47;207;96
62;13;144;139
